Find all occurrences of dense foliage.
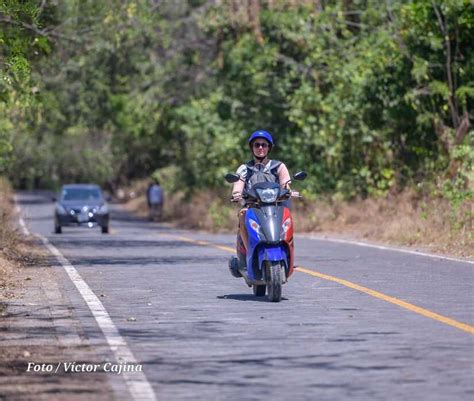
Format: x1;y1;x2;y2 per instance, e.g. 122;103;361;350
0;0;472;202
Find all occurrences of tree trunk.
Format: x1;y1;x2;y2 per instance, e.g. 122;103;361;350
248;0;264;45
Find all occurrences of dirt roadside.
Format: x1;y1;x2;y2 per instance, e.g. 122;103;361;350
0;243;115;401
0;182;114;400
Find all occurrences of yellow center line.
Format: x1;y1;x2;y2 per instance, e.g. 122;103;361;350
174;235;235;253
295;267;474;335
161;233;474;335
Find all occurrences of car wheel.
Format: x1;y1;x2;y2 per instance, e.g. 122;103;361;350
55;224;62;234
101;225;109;234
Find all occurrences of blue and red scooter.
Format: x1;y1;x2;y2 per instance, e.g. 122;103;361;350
225;171;307;302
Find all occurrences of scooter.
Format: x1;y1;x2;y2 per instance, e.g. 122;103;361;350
224;171;307;302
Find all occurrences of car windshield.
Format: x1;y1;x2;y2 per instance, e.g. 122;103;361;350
61;188;102;201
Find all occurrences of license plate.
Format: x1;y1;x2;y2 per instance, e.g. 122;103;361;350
77;213;88;223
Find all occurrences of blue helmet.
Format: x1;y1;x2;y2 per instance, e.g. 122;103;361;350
248;130;274;147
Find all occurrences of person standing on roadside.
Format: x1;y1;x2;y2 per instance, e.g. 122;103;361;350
146;179;164;221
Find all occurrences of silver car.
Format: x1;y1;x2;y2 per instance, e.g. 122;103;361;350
53;184;110;234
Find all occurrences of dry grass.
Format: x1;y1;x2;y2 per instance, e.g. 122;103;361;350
0;178;46;302
122;179;236;232
0;177;22;301
120;179;150;218
293;191;473;258
121;180;472;258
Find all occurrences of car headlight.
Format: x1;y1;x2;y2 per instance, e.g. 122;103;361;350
97;204;108;214
255;188;278;203
56;204;67;215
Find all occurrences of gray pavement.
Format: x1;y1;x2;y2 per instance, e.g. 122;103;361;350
9;191;474;401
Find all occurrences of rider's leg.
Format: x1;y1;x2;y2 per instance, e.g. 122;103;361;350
238;208;248;251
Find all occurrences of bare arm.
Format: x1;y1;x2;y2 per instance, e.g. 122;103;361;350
278;163;291;189
231;164;247;199
232;179;245;195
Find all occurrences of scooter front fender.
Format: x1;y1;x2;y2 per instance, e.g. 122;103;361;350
257;245;285;266
246;244;287;281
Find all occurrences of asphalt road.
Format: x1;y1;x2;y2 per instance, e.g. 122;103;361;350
14;191;474;401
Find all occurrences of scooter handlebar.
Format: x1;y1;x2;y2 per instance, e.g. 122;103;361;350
290;191;302;198
230;189;302;203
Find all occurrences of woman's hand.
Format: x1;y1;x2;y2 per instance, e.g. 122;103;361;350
231;192;243;202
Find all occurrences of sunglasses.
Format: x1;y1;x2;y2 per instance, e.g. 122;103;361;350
253;142;269;149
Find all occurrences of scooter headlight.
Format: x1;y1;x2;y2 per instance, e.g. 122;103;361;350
255;188;278;203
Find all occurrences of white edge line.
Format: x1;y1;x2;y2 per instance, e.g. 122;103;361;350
14;199;156;401
38;234;157;401
302;234;474;265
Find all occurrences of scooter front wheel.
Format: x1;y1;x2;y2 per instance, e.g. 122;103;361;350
266;261;282;302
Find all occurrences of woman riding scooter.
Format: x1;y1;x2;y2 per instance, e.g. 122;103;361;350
226;130;306;301
231;130;292;251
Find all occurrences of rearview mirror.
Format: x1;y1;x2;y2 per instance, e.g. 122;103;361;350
225;173;240;183
293;171;307;181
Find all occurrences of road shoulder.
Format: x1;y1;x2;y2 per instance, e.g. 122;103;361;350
0;238;114;401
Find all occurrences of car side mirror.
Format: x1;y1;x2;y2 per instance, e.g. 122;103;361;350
225;173;240;183
293;171;307;181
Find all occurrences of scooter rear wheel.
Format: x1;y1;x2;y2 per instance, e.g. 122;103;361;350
253;285;266;297
266;262;282;302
